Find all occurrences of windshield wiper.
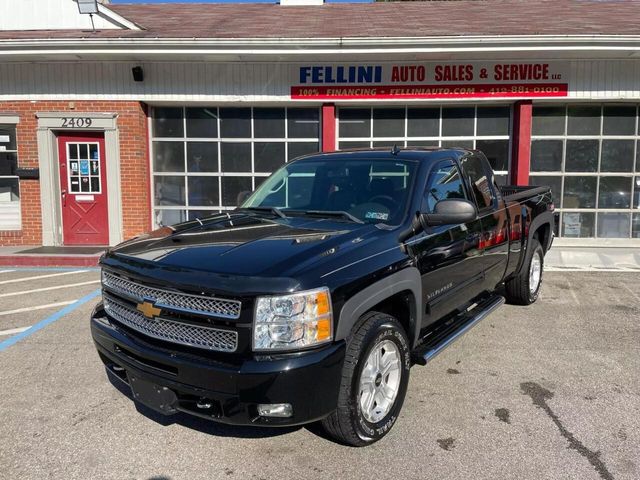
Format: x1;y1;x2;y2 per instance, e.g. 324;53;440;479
237;206;287;219
288;210;364;224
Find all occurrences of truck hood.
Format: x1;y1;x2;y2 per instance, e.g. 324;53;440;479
107;212;382;278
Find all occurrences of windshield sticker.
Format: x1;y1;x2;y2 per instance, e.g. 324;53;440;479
365;211;389;221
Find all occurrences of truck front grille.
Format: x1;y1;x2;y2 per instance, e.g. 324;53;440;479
101;270;241;319
103;293;238;352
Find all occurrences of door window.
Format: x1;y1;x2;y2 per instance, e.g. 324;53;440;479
67;142;101;193
459;155;495;210
422;160;466;212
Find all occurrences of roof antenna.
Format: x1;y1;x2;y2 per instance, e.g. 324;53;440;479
391;144;400;156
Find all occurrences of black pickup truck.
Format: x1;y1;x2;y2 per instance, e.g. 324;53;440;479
91;148;554;446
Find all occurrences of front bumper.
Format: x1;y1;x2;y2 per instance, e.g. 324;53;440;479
91;303;346;426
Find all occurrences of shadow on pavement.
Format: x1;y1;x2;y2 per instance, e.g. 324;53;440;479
107;369;301;440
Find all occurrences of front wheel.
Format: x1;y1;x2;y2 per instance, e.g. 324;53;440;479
321;312;411;446
505;237;544;305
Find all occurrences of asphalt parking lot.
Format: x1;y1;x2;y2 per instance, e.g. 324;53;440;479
0;268;638;480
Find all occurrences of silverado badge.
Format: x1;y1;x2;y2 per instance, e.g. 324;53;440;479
136;301;161;319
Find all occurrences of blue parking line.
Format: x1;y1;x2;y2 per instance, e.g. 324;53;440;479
0;289;101;352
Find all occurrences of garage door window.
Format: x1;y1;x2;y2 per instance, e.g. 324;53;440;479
151;107;320;226
0;123;21;231
337;106;511;184
530;105;640;238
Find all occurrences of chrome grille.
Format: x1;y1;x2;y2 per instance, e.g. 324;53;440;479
103;293;238;352
102;270;241;319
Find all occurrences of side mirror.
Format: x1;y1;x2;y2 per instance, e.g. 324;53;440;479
420;198;477;227
236;190;252;205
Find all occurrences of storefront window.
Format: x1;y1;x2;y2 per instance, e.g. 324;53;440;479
338;105;510;182
151;107;320;226
530;104;640;238
0;123;21;231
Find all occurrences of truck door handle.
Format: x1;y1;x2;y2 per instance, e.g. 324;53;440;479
61;189;67;207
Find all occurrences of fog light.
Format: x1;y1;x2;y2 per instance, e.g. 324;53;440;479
257;403;293;418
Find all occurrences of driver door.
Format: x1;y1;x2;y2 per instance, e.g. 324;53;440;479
408;159;485;331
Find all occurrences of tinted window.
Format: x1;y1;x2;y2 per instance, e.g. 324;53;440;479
423;161;466;212
459;155;494;210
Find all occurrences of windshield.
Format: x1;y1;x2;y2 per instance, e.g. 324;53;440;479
242;157;417;224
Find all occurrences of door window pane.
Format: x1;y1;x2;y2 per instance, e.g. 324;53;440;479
154;176;185;206
219;108;251;138
423;161;465;212
567;106;601;135
153;107;183;137
532;106;565;136
339;109;370;138
632;213;640;238
476;107;510;136
634;177;640;209
476;140;508;171
0;178;19;202
441;140;474;149
562;212;595;237
339;141;370;150
531;140;562;172
406;140;439;147
373;108;405;138
186;108;218;138
601;140;634;172
597;213;630;238
221;142;251;172
407;108;439;137
153;142;184;172
187;142;218;172
459;155;494;209
254;108;285;138
603;106;636;136
288;142;318;161
563;177;596;208
598;176;632;208
373;141;405;148
0;125;17;150
255;142;286;172
288;108;319;138
565;140;598;172
221;177;252;206
441;107;474;137
188;177;219;206
530;175;562;206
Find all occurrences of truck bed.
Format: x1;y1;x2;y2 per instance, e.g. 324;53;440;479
499;185;551;203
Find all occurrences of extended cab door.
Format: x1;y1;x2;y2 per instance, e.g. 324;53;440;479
458;153;510;292
410;159;485;332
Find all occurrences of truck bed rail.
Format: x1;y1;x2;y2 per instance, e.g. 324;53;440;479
499;185;551;203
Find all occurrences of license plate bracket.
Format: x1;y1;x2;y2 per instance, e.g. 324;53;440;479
128;375;178;415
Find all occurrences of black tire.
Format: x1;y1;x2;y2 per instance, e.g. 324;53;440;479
505;237;544;305
321;311;411;447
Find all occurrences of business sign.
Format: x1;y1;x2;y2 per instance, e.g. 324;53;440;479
291;62;569;100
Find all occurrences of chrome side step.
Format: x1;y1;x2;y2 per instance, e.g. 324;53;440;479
411;295;505;366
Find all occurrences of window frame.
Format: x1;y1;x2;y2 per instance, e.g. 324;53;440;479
422;158;467;213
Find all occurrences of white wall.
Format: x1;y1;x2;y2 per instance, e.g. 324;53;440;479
0;0;123;31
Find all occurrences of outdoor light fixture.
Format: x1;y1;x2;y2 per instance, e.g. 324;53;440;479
76;0;99;15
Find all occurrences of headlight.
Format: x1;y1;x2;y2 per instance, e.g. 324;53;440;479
253;287;333;351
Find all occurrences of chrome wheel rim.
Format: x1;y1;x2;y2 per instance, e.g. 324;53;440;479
358;339;402;424
529;251;542;294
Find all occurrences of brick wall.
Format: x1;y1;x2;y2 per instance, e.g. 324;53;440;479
0;101;151;246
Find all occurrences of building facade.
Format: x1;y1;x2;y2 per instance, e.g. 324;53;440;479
1;0;640;247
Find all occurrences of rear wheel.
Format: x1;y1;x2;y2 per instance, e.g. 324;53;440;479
505;238;544;305
321;311;410;446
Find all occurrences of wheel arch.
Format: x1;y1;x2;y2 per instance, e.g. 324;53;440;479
336;267;422;348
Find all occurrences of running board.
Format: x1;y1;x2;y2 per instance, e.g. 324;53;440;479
411;295;505;366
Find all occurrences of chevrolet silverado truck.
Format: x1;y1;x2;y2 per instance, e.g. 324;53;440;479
91;148;554;446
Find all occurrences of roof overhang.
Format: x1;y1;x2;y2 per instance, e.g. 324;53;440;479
2;35;640;62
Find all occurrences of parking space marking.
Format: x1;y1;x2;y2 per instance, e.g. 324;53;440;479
0;269;16;274
0;280;100;298
0;301;77;317
0;289;101;352
0;326;31;337
0;270;85;285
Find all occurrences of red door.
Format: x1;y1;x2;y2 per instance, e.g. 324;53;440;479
57;133;109;245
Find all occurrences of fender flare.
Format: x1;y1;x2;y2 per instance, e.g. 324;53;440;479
336;267;423;348
515;209;554;276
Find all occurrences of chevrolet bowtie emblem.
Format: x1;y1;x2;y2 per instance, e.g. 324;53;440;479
136;301;161;319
